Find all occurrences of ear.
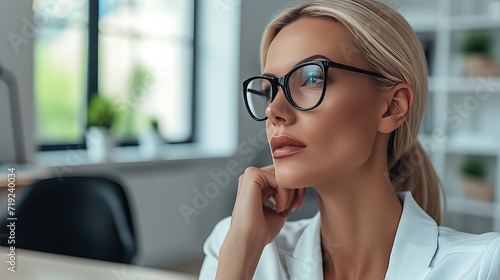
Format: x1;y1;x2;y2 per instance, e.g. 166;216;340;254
378;83;414;134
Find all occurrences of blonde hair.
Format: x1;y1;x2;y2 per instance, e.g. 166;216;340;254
261;0;444;224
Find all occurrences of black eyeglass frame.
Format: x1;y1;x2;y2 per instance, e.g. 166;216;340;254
242;59;386;121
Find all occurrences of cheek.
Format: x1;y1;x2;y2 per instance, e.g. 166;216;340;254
322;90;380;158
266;120;273;142
268;88;383;188
298;91;381;183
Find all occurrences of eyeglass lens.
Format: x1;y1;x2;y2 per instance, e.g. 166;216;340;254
245;63;325;120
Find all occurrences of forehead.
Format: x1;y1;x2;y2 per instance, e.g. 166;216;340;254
264;17;364;76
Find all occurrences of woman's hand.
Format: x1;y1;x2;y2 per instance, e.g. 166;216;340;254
230;165;307;244
216;165;307;280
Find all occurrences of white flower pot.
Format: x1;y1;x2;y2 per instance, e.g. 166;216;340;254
138;129;164;159
85;127;115;163
461;175;493;202
462;54;499;77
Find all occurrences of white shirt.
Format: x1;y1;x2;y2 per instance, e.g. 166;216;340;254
199;192;500;279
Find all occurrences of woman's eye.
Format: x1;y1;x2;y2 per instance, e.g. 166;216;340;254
262;87;272;102
302;72;323;87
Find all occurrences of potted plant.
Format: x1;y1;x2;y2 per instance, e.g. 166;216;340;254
138;117;164;159
459;156;493;202
460;33;499;76
86;94;118;162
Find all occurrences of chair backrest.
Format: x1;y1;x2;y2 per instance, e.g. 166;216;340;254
0;176;137;263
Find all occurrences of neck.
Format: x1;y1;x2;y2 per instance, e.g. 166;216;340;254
314;166;403;279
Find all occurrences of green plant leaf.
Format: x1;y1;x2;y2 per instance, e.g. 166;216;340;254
460;156;486;178
87;94;118;130
460;34;492;55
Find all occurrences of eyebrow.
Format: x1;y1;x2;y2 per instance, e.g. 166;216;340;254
262;54;331;77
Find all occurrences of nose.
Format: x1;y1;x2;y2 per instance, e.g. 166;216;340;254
265;85;296;125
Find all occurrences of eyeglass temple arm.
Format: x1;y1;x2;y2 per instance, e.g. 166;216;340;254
247;88;268;97
329;61;386;79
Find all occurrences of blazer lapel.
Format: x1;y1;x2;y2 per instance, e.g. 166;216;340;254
384;192;439;280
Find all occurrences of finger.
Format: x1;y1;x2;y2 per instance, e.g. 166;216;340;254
268;195;276;207
253;167;278;191
253;167;281;207
285;189;296;210
275;186;292;213
292;188;307;210
235;167;278;213
262;189;276;210
242;167;280;211
285;188;305;212
261;164;275;173
280;189;298;217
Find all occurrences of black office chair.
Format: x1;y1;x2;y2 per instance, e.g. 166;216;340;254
0;176;137;264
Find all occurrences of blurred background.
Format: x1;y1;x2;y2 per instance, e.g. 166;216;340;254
0;0;499;277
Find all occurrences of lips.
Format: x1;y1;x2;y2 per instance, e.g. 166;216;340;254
270;135;306;159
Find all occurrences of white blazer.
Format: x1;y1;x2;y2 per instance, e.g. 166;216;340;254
199;192;500;279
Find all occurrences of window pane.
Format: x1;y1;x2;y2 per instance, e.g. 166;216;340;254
99;0;194;37
99;0;194;142
34;0;88;145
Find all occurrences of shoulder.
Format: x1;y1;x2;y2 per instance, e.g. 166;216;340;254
435;226;500;259
430;227;500;279
436;226;500;253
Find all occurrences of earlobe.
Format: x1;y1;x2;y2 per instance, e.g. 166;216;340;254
378;83;414;134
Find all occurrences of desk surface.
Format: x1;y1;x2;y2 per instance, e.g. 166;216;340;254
0;248;198;280
0;166;50;188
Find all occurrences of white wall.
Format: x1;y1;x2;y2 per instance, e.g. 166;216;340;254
0;1;34;164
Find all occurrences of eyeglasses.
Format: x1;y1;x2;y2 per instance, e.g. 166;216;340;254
242;59;385;121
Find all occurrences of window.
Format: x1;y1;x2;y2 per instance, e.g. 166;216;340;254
34;0;88;145
34;0;195;148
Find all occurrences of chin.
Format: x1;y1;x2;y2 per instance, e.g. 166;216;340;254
274;162;311;189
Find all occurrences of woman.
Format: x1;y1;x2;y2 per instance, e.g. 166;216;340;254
199;1;500;279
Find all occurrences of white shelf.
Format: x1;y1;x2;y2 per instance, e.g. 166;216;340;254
449;15;500;31
445;136;500;156
447;196;495;218
447;77;500;94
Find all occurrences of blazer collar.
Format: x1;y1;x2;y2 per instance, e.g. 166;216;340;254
385;191;438;279
283;192;439;280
